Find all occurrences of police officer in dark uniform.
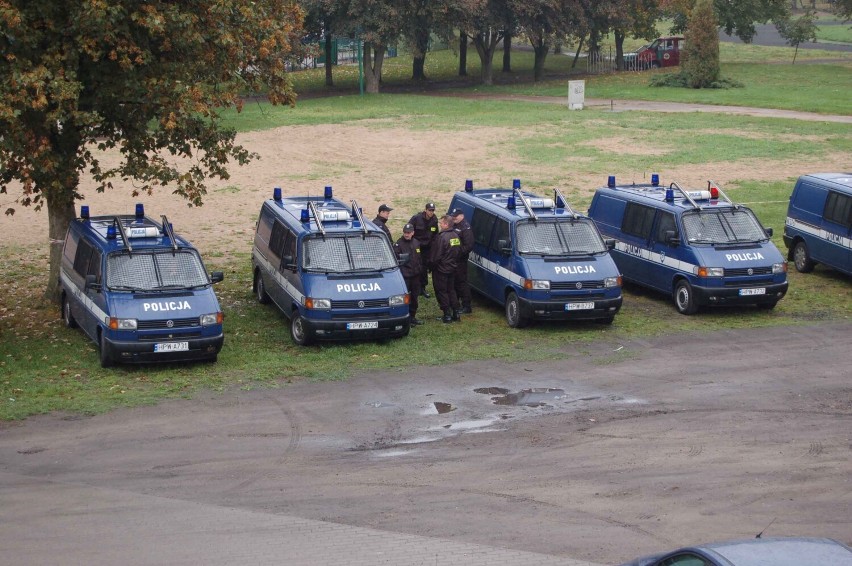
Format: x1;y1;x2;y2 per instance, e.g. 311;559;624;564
394;224;423;325
451;208;474;313
429;215;462;323
408;202;438;298
374;204;393;240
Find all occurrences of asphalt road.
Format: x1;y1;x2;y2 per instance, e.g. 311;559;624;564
1;323;850;565
720;22;852;53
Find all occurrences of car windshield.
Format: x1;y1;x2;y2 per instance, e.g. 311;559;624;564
302;234;397;273
516;219;607;256
107;250;209;291
682;209;767;244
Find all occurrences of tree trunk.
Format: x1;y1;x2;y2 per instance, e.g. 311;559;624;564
472;29;501;85
571;37;585;69
502;33;512;72
412;23;429;80
459;32;468;76
46;183;77;303
363;42;385;94
614;30;625;71
324;34;334;87
532;39;548;81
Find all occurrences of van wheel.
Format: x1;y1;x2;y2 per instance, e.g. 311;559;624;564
792;241;814;273
255;271;270;304
290;314;312;346
99;333;113;368
674;280;698;315
62;295;78;329
505;292;529;328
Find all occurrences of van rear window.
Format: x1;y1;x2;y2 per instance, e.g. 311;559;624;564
107;250;209;290
302;234;397;273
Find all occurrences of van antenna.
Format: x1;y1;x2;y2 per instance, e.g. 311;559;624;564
755;517;776;539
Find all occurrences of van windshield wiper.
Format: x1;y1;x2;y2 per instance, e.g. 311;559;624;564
109;285;146;291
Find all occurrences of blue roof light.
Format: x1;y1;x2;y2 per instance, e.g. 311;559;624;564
465;179;473;192
507;196;516;209
512;179;521;190
300;209;309;222
80;205;90;220
651;173;660;186
665;188;674;202
608;175;616;188
273;187;282;201
106;225;117;239
135;203;144;219
324;185;333;199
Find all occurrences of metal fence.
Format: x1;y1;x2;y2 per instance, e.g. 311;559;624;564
287;39;398;72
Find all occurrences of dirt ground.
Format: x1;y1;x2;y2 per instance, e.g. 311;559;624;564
2;97;850;263
1;324;850;564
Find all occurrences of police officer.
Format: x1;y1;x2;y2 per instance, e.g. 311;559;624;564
450;208;474;313
408;202;438;298
429;215;462;323
374;204;393;240
394;224;423;325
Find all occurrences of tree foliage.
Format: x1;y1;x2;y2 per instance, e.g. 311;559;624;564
666;0;790;42
682;0;720;88
0;0;304;298
777;9;817;63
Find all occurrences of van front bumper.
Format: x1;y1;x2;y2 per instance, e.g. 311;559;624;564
692;281;788;306
519;295;622;321
303;315;411;341
103;333;224;364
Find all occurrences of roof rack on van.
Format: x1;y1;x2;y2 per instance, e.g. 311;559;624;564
161;215;178;251
553;187;579;219
113;216;133;254
707;180;738;208
350;199;369;235
306;200;326;237
512;186;538;221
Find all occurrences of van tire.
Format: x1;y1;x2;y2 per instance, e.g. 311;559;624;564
792;241;815;273
255;271;271;304
99;333;113;368
290;313;312;346
505;292;530;328
62;295;78;329
674;280;698;315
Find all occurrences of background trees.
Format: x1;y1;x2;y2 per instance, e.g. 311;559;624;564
681;0;720;87
0;1;304;299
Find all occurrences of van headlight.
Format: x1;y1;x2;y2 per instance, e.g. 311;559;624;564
304;298;331;310
108;318;137;330
389;294;408;307
604;276;622;288
523;279;550;290
773;262;787;274
200;312;224;326
696;267;724;277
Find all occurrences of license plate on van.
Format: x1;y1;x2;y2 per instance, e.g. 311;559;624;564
739;288;766;296
565;302;595;311
155;342;189;352
347;321;378;330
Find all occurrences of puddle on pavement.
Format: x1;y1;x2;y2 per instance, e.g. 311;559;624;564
478;387;567;407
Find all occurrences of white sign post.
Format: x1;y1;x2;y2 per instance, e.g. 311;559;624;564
568;80;585;110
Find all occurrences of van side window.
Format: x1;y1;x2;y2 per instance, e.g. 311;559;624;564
491;219;511;252
88;250;102;282
256;209;273;243
63;230;79;264
269;221;287;260
655;212;678;243
824;191;852;228
472;209;497;247
622;203;656;240
73;239;95;277
281;230;297;268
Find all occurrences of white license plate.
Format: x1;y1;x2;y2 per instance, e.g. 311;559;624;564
154;342;189;352
347;321;379;330
565;302;595;311
739;288;766;296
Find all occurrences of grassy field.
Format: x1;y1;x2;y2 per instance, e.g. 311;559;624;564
1;41;851;420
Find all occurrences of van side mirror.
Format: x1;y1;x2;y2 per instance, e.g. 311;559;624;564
605;238;616;250
497;239;511;255
764;227;773;238
665;230;679;246
210;271;224;284
282;255;297;271
398;252;410;266
85;274;101;291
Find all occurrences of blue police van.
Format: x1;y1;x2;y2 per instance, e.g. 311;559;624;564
251;187;410;345
59;205;225;367
448;180;623;327
783;172;852;276
588;175;788;314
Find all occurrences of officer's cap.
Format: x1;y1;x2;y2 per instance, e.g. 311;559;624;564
378;204;393;212
450;208;464;216
425;202;436;210
403;223;415;233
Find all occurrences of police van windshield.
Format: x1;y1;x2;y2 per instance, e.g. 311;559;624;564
107;250;209;291
516;219;607;256
682;209;767;244
302;234;397;273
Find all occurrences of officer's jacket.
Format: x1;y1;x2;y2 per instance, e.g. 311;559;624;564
430;228;462;274
373;215;392;240
454;220;474;258
394;236;423;278
409;212;438;248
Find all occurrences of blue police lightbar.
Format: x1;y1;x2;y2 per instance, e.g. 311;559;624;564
608;175;616;188
106;224;117;239
507;196;516;209
135;203;144;219
324;185;333;199
273;187;282;201
665;188;674;202
651;173;660;186
465;179;473;192
513;179;521;190
80;205;90;220
300;209;309;222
